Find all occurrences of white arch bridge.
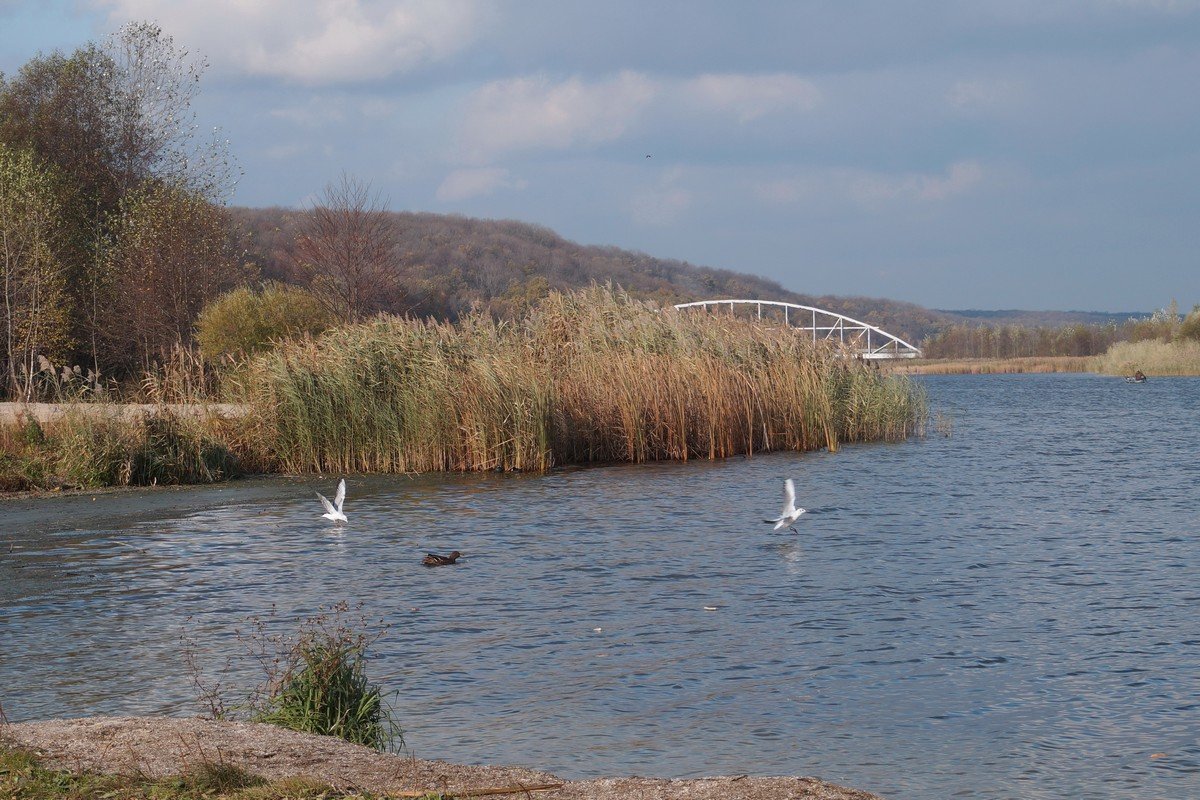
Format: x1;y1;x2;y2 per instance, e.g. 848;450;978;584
674;299;922;359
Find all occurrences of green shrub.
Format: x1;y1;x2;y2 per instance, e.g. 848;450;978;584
253;605;400;751
129;413;239;484
196;283;333;361
55;416;133;487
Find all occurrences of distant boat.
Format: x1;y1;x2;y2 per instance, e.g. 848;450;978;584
1126;371;1147;383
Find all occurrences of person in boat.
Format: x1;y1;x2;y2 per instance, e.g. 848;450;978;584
1134;369;1146;381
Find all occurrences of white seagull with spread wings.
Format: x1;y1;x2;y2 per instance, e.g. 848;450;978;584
765;478;806;531
317;478;348;523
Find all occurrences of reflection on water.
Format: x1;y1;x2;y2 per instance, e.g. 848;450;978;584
2;374;1199;799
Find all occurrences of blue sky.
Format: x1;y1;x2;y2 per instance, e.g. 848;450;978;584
2;1;1198;311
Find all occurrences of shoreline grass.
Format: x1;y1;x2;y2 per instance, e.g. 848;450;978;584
2;288;927;491
0;411;241;493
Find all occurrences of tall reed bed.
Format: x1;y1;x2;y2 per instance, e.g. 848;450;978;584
1091;339;1200;376
246;287;925;474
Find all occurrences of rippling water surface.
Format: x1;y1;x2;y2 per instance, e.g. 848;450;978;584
3;374;1199;799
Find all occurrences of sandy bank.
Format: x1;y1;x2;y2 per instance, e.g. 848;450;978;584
2;717;882;800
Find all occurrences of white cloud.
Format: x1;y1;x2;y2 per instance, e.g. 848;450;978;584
457;71;657;162
684;73;821;122
269;100;347;128
91;0;485;84
455;70;822;162
267;94;403;128
435;166;523;202
754;178;812;205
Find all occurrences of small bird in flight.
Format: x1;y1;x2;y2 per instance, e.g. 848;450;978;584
765;478;806;532
316;478;348;523
645;154;652;158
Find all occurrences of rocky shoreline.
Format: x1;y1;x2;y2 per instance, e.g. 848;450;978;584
2;716;883;800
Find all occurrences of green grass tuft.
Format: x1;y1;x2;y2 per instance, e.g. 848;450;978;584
253;609;400;752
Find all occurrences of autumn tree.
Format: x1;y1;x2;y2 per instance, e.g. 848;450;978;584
0;144;72;399
0;22;238;375
294;175;402;323
102;184;244;368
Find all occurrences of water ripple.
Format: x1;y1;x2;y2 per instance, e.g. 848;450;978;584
2;374;1199;799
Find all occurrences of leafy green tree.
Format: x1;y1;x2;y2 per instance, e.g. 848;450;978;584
0;144;72;399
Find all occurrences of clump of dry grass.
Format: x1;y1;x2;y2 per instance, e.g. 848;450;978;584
0;410;240;490
246;286;926;474
1091;339;1200;376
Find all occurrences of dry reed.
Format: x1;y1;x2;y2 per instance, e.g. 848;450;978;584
245;286;926;475
1091;339;1200;376
890;356;1095;375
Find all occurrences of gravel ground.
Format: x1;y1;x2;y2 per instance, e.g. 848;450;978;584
2;717;883;800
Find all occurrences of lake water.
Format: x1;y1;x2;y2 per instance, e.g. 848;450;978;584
2;373;1198;799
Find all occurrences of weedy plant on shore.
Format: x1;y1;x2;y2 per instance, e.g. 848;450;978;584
185;603;401;752
245;286;926;474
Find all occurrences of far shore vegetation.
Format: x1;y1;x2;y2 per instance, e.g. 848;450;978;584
894;305;1200;377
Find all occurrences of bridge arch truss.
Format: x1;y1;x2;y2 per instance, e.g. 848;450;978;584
674;299;922;359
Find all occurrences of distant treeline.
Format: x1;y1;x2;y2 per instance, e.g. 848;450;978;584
921;302;1200;359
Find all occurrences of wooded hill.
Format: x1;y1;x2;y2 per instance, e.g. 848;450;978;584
232;207;957;344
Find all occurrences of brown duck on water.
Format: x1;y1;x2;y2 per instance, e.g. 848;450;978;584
423;551;462;567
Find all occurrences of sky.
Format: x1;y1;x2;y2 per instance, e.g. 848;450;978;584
1;1;1198;312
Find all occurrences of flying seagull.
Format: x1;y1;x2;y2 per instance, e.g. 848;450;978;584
765;478;806;531
316;478;348;523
